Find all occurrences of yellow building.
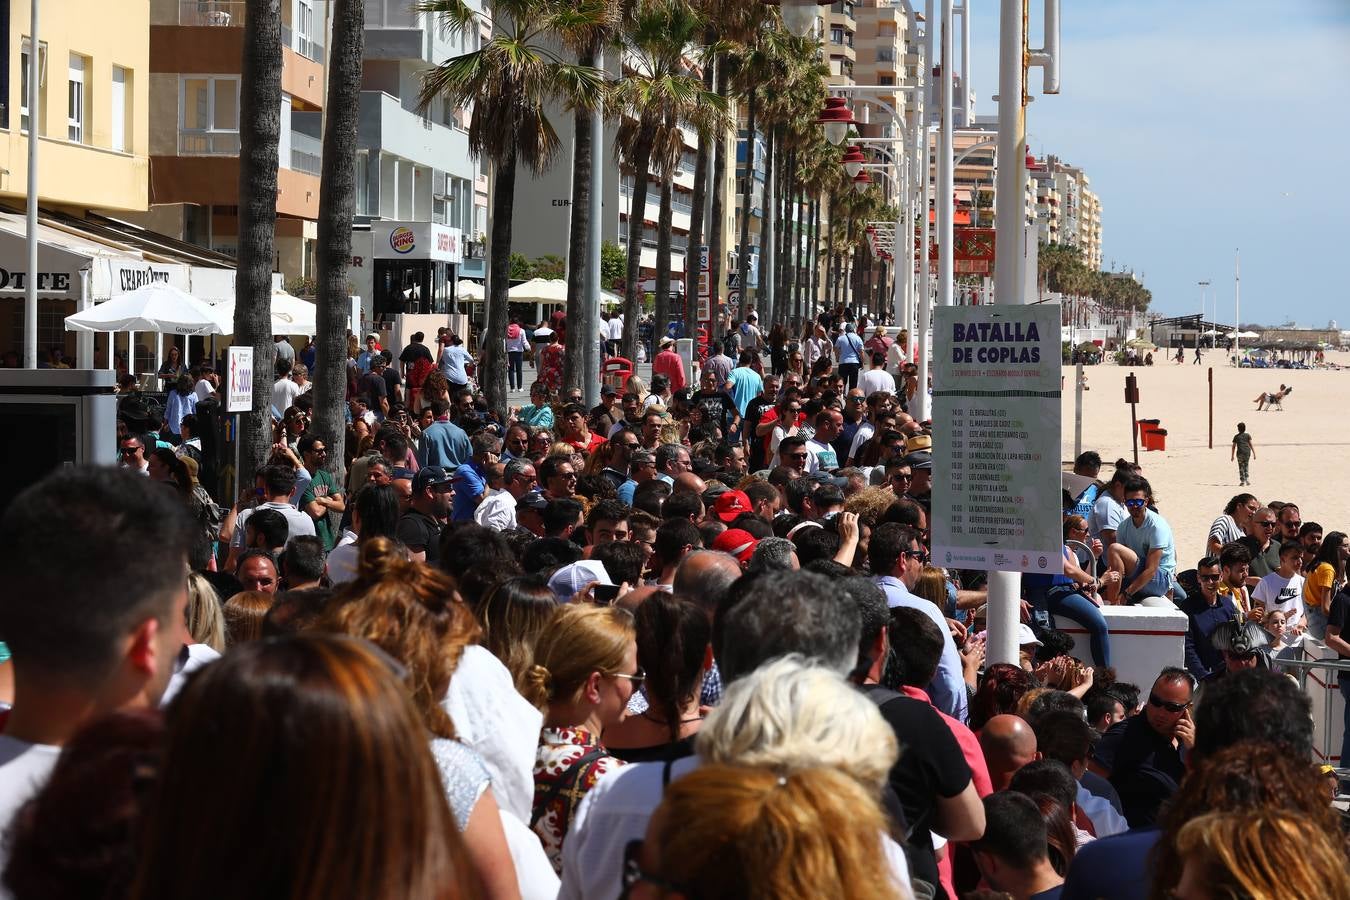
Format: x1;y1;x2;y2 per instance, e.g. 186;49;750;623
0;0;150;213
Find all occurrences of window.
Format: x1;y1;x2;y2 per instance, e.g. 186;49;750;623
830;27;844;45
364;0;416;28
354;152;369;216
20;38;48;135
179;76;240;154
68;54;88;143
110;66;130;152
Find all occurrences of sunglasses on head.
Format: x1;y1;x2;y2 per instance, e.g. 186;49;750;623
1148;693;1191;714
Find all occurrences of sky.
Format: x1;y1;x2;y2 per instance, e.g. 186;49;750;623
965;0;1350;328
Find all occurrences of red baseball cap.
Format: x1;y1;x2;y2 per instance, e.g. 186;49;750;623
712;528;759;565
714;489;752;523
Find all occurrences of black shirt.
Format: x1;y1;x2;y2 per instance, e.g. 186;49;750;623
861;684;973;899
1329;590;1350;665
1107;713;1186;828
1237;536;1281;578
692;390;738;435
396;510;443;565
399;342;434;366
743;396;774;468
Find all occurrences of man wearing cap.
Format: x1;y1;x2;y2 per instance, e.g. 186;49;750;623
713;489;753;526
901;451;933;513
617;449;658;505
548;560;613;603
712;528;759;569
398;467;454;564
516;491;548;536
870;522;968;722
738;311;763;355
858;352;897;399
652;336;687;392
356;333;382;373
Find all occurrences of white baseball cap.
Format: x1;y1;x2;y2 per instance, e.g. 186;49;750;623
547;560;613;602
1017;623;1043;647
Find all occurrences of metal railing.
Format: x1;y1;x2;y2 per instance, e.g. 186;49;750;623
179;0;245;26
178;130;240;155
289;131;322;175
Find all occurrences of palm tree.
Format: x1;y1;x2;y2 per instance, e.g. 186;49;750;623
419;0;605;418
312;0;363;488
612;0;726;363
234;0;284;486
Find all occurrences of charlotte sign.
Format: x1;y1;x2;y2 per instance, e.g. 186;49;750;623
931;303;1062;573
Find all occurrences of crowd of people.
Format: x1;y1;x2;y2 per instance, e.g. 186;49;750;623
0;304;1345;900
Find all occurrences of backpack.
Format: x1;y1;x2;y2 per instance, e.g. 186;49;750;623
506;323;522;340
723;331;741;357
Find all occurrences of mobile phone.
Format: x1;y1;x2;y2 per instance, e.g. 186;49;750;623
593;584;621;605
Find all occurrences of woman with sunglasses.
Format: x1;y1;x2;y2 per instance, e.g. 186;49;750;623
1028;516;1114;667
524;604;639;873
1301;530;1347;639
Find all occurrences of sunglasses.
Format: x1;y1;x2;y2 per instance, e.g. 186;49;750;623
903;549;930;564
1148;693;1191;714
1199;573;1222;582
1284;521;1303;529
120;446;142;455
1124;498;1148;509
891;472;913;482
608;666;647;688
1259;521;1277;529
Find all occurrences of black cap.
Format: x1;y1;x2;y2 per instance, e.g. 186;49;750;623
517;491;548;512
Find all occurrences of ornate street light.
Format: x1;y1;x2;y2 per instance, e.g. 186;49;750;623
842;145;866;179
852;170;873;194
766;0;829;38
817;97;854;146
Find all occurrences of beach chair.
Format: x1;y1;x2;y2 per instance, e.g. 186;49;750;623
1267;386;1292;410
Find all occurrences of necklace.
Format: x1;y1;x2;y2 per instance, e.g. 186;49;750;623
641;711;704;726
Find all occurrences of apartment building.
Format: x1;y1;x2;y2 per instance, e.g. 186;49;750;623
134;0;325;281
1029;154;1103;269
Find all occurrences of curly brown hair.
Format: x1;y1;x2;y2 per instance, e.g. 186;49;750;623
318;537;481;740
1149;740;1347;900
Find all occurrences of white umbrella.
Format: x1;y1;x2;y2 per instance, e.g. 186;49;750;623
507;277;569;303
1236;330;1260;339
65;282;229;335
457;280;485;302
212;291;317;336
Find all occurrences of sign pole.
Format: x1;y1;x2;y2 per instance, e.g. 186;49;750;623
1125;372;1139;466
1208;367;1213;449
1074;361;1083;460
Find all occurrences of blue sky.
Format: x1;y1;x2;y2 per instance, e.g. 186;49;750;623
966;0;1350;327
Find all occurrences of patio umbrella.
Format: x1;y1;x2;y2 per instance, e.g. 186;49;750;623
65;282;229;335
212;291;317;336
508;277;625;307
1236;330;1260;339
457;280;485;302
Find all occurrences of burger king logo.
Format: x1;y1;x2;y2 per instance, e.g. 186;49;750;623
389;227;416;254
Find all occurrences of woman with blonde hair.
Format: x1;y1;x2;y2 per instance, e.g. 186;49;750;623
526;603;639;872
222;590;273;646
318;538;539;900
474;575;558;693
1171;810;1350;900
185;572;225;652
130;635;476;900
912;564;951;616
626;765;907;900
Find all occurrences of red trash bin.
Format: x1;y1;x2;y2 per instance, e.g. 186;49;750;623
601;357;633;391
1141;427;1167;451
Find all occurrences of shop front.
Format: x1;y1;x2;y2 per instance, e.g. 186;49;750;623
362;221;464;327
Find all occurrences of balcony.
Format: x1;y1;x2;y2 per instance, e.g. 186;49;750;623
178;129;240;155
179;0;243;27
290;131;322;175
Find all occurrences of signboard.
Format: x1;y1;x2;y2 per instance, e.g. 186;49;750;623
370;222;463;264
226;346;254;413
931;303;1062;573
928;227;996;276
91;259;191;299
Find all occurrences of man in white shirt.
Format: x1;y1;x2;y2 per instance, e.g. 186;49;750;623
607;313;624;356
804;408;844;473
858;352;897;399
271;361;305;417
0;467;192;871
474;458;537;531
1252;540;1307;631
228;464;316;570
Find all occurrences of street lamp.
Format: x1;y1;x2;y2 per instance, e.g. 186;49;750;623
817;97;855;146
842;145;866;178
773;0;829;38
852;171;873;194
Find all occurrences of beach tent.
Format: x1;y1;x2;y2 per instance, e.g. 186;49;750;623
65;282;230;336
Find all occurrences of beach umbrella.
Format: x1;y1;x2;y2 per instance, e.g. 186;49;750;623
509;277;624;307
457;280;485;302
212;291;317;336
65;283;230;336
1236;330;1260;339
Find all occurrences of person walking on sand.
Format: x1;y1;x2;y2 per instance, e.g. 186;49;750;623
1231;422;1255;486
1194;346;1203;365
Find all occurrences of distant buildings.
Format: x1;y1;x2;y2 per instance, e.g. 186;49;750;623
1029;154;1102;269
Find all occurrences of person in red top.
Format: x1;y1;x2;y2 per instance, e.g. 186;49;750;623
652;336;687;392
560;403;607;454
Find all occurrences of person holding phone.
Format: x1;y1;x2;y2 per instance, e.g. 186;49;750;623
1105;667;1196;828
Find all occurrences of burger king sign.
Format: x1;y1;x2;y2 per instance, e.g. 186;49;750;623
389;226;417;254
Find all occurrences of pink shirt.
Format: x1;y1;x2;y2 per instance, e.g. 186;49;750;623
652;349;687;392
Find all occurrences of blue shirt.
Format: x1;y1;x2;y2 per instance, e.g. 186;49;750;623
418;420;472;470
1061;828;1159;900
724;367;763;416
835;331;864;365
438;345;473;385
451;463;487;522
1179;591;1237;680
618;478;638;505
1116;508;1177;575
518;404;554;429
874;575;969;724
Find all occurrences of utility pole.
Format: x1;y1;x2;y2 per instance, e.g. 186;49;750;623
25;0;40;369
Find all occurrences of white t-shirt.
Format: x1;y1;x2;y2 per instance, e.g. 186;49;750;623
1252;570;1306;627
557;757;913;900
194;378;215;402
232;501;317;548
0;734;61;874
858;368;897;398
473;489;518;531
608;317;624;341
1089;493;1126;540
271;377;304;417
848;421;876;464
804;438;839;473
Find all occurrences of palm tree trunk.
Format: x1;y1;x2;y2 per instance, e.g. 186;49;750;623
563;43;597;396
757;126;775;326
484;149;516;419
233;0;283;487
706;61;729;337
313;0;363;489
736;86;756;320
683;58;713;345
653;174;674;343
621;133;655;363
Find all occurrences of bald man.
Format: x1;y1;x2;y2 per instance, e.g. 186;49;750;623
672;471;708;497
673;550;742;619
979;714;1039;791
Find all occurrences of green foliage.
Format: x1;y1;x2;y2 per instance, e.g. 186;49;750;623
1038;242;1153;311
601;241;626;289
532;254;566;279
509;252;533;280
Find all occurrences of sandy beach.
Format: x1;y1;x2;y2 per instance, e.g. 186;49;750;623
1060;351;1350;566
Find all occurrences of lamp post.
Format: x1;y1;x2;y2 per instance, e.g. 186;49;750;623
1197;279;1209;354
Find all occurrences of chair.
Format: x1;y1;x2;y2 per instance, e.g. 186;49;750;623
1268;386;1292;410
